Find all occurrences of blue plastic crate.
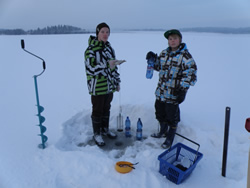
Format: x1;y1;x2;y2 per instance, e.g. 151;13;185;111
158;142;203;184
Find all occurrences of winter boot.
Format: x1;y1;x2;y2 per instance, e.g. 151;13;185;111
92;116;105;146
151;123;168;138
101;116;117;139
161;125;177;149
93;134;105;147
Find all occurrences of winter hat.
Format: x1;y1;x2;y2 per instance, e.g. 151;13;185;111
164;29;182;39
96;22;110;36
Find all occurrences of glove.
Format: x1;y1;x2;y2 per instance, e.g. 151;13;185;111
146;51;157;61
176;88;188;104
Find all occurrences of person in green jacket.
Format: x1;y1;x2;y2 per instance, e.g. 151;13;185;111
84;22;125;146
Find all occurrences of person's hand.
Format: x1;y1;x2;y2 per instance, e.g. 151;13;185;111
146;51;157;61
109;60;126;69
114;60;126;65
108;60;117;69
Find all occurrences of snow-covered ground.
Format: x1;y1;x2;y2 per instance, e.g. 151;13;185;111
0;31;249;188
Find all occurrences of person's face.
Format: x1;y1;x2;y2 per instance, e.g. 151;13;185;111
98;27;110;43
168;34;181;51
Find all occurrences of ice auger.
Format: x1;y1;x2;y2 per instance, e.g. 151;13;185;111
21;39;48;149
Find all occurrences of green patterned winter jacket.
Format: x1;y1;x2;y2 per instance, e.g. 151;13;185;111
84;36;120;96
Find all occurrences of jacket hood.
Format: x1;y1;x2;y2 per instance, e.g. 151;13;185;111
88;35;110;48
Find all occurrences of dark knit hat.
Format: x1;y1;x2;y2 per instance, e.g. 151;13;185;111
96;22;110;36
164;29;182;39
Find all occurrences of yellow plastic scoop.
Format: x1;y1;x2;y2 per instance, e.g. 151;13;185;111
115;161;138;174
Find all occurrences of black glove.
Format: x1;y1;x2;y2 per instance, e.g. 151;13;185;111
146;51;157;61
176;88;188;104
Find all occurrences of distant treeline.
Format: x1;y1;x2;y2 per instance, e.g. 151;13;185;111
128;27;250;34
1;25;250;35
180;27;250;34
0;25;91;35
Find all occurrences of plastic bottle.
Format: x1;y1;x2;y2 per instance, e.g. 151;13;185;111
146;57;155;79
125;116;131;137
136;118;143;140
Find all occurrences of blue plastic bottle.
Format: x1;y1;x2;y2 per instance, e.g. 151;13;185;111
125;116;131;137
136;118;143;140
146;57;155;79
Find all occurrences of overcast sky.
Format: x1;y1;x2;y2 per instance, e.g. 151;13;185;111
1;0;250;31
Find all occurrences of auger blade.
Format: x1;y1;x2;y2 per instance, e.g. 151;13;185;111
40;125;47;134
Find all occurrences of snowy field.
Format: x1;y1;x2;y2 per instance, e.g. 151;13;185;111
0;31;249;188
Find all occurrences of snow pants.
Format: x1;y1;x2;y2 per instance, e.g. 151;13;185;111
155;99;180;145
91;93;113;134
91;93;113;118
155;99;179;127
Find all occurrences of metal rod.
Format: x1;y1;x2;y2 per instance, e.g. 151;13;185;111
117;65;123;132
34;76;40;108
222;106;231;177
21;39;46;77
34;76;46;149
247;147;250;188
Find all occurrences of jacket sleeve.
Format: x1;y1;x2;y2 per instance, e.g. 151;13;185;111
110;47;121;86
180;52;197;89
153;50;165;71
103;46;121;86
112;67;121;86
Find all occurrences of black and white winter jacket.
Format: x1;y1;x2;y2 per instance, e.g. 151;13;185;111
84;36;120;96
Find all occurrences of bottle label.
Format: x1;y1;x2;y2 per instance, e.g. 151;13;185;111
125;127;131;137
136;129;142;140
146;63;154;79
